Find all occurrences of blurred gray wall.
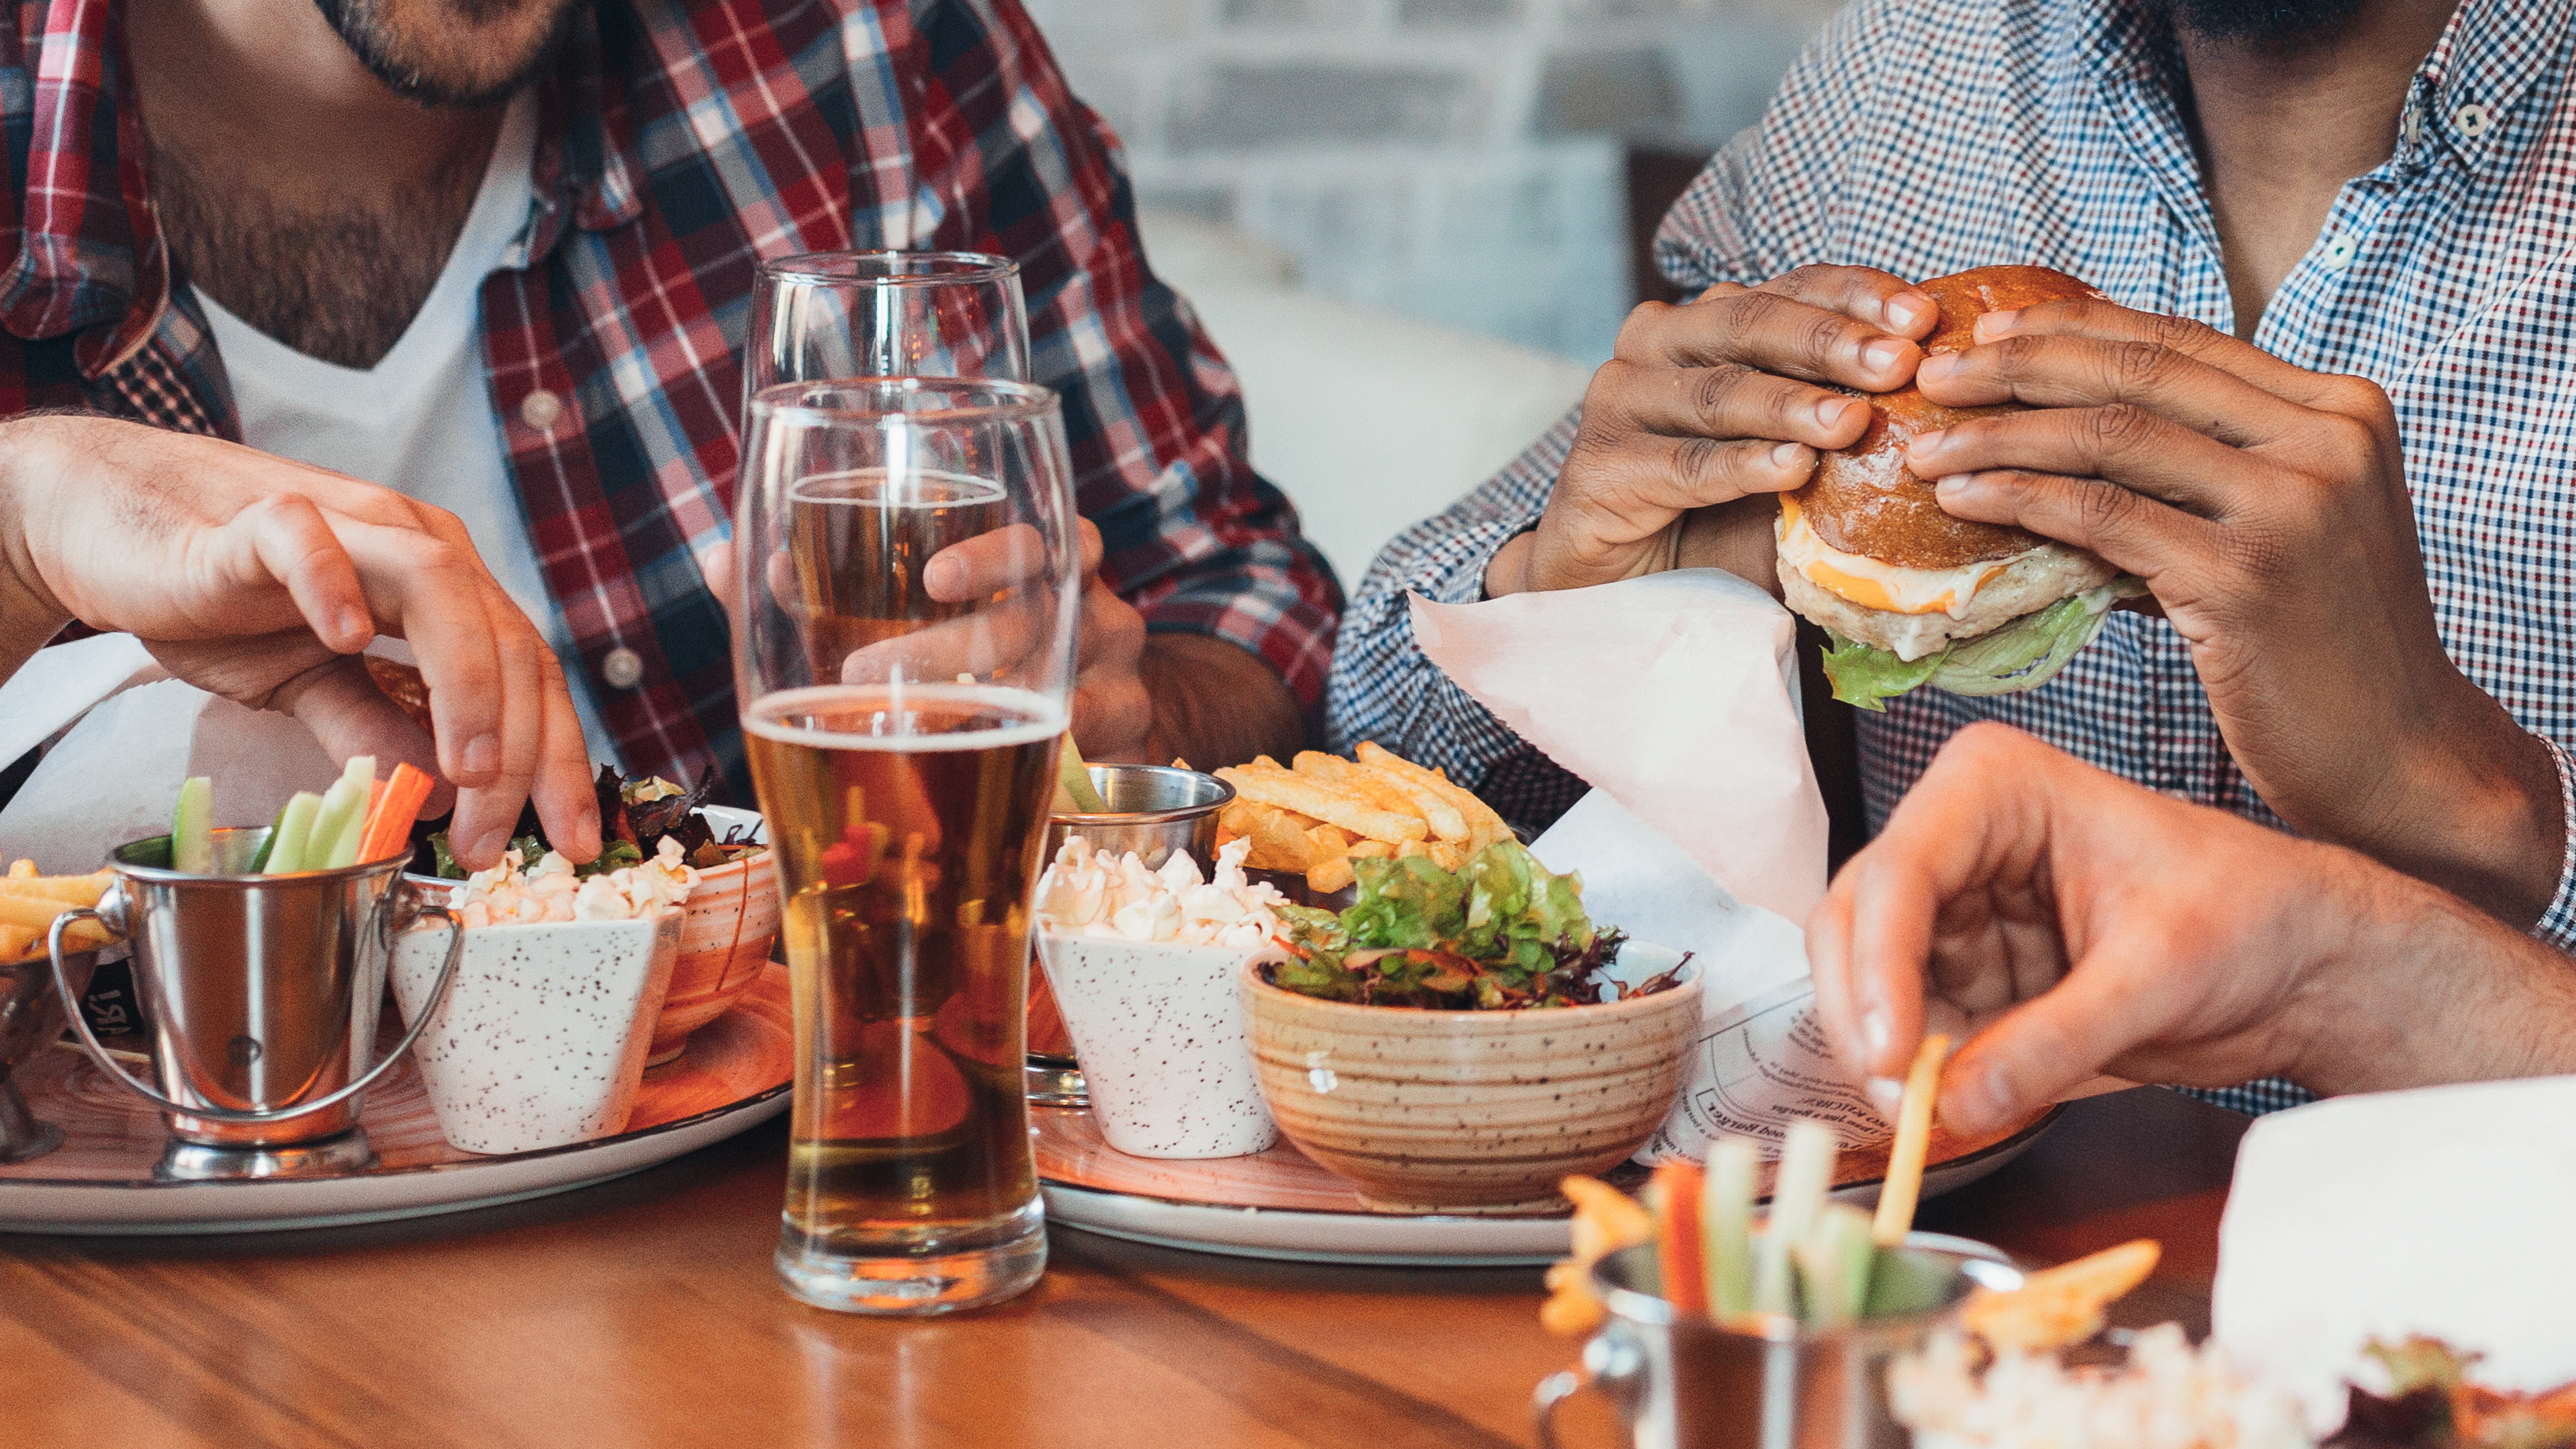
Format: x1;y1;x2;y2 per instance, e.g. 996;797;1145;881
1022;0;1846;364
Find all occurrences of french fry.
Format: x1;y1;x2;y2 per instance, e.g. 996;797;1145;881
1306;855;1356;895
1293;752;1417;815
1396;839;1432;859
1303;823;1354;857
1356;741;1505;845
1217;798;1263;840
1428;840;1470;872
0;925;36;960
1871;1033;1953;1246
1218;765;1428;845
0;871;110;905
1963;1240;2161;1351
1346;840;1394;859
1248;808;1324;872
0;895;77;931
7;859;34;878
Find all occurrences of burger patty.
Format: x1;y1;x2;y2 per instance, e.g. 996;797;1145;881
1778;542;2119;661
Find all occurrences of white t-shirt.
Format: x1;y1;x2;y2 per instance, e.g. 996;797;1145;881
196;92;619;764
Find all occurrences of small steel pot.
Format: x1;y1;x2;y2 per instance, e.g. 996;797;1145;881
1534;1233;2022;1449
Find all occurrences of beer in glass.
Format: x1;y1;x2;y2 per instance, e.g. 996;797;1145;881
736;378;1079;1314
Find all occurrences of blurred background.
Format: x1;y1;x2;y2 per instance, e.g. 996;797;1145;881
1022;0;1846;577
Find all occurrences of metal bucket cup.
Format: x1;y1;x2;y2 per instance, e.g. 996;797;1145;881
46;827;463;1180
1533;1234;2022;1449
1026;764;1235;1106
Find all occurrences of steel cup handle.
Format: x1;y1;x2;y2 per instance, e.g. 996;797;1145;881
46;891;467;1125
1531;1370;1582;1449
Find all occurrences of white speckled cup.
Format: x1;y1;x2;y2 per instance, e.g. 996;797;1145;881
1035;933;1282;1159
389;914;682;1156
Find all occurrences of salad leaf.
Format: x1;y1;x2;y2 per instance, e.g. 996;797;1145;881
1271;841;1663;1010
1820;577;2145;711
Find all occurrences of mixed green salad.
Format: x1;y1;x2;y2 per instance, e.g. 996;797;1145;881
420;766;761;880
1263;840;1680;1010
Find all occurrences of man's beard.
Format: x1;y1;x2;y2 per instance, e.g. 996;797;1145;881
310;0;579;107
2145;0;2368;44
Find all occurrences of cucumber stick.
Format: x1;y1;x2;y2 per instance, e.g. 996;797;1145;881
171;776;214;874
261;792;326;875
1754;1121;1837;1314
308;757;377;872
1793;1202;1877;1329
1702;1136;1758;1317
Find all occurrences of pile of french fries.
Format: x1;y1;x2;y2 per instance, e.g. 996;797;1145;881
0;861;111;961
1214;742;1511;895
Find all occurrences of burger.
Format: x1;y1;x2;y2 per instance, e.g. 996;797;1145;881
1775;265;2145;711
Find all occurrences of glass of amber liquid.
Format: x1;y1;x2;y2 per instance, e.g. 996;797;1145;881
736;378;1079;1314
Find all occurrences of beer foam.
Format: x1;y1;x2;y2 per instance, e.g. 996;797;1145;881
742;682;1068;751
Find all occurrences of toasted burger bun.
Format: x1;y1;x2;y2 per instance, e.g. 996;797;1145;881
1789;264;2107;572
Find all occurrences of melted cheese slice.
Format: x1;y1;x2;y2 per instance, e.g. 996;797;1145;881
1777;496;2022;619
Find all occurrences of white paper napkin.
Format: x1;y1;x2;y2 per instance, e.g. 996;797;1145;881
1409;569;1828;922
0;633;159;770
2214;1075;2576;1432
0;673;338;873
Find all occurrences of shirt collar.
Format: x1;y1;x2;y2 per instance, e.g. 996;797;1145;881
2405;0;2576;177
0;0;646;373
2072;0;2574;182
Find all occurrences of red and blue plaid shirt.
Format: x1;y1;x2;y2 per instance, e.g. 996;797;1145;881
0;0;1340;792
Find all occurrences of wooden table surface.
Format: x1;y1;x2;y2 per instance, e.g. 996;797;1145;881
0;1086;2247;1449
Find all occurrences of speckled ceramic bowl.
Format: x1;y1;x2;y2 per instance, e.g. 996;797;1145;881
646;805;778;1067
1241;946;1701;1213
389;914;682;1155
1037;933;1283;1159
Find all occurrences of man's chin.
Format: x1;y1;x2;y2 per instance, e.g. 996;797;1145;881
2141;0;2370;47
310;0;581;106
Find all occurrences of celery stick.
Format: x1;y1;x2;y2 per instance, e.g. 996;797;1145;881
309;757;377;871
1056;738;1108;814
171;776;213;874
262;792;325;875
1861;1245;1958;1319
1703;1136;1758;1317
1794;1203;1877;1330
1754;1121;1838;1315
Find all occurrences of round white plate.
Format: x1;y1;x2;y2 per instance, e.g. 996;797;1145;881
1042;1109;2059;1267
0;1087;788;1236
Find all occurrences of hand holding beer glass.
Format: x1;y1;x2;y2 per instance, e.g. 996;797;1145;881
737;378;1079;1314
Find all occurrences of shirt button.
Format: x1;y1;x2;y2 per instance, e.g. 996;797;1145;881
2453;102;2491;138
519;389;565;431
2322;233;2356;270
600;647;645;690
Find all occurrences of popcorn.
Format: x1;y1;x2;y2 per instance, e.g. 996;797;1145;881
1891;1324;2312;1449
1037;837;1286;949
454;838;697;928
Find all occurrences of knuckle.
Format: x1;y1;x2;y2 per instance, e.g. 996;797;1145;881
2083;403;2158;455
2149;312;2219;352
2105;339;2174;394
2073;477;2145;536
1613;302;1673;357
1686;361;1753;418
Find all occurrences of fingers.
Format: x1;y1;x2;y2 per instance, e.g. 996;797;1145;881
450;649;599;870
234;494;375;654
1624;265;1934;392
1608;359;1869;456
1906;402;2257;516
1938;944;2164;1135
701;541;738;628
325;518;510;791
1070;573;1150;760
922;523;1061;603
1928;466;2221;582
1912;335;2312;450
1969;297;2348;408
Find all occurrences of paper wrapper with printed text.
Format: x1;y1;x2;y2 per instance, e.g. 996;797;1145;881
1409;569;1888;1160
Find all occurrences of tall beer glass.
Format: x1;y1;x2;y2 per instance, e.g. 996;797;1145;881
736;378;1079;1314
744;251;1030;398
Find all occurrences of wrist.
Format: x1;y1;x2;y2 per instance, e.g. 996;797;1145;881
1482;531;1533;599
2379;686;2563;927
0;416;71;651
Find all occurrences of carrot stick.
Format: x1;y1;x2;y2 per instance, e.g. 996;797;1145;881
357;763;437;865
1646;1160;1709;1316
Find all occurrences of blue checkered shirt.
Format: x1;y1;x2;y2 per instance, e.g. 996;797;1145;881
1326;0;2576;1116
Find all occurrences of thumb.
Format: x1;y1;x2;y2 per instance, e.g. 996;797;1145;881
701;541;738;626
1938;939;2168;1136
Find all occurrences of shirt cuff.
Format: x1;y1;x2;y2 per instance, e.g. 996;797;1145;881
2529;734;2576;952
